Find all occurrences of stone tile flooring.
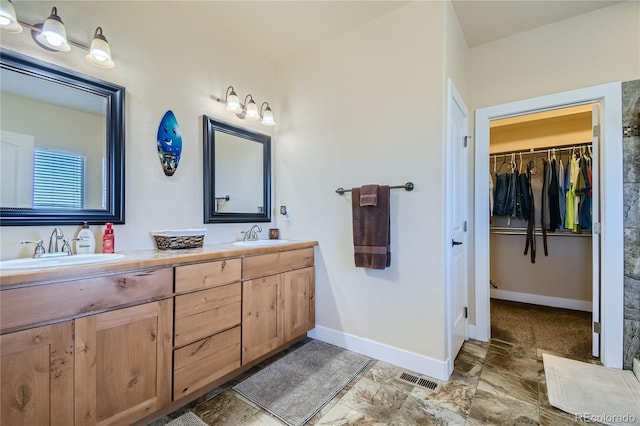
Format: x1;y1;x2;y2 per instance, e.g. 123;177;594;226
151;337;604;426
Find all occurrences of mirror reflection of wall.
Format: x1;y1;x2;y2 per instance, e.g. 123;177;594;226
214;132;263;213
0;68;107;210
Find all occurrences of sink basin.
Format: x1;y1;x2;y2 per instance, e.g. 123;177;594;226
0;253;126;271
232;239;290;247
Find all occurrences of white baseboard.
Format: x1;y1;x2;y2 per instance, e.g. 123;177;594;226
490;289;592;312
308;325;450;381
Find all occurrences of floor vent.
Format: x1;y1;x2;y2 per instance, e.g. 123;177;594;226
395;372;441;392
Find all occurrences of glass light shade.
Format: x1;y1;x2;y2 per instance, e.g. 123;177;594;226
86;27;114;68
0;0;22;33
245;99;260;120
261;107;276;126
35;8;70;51
226;92;241;113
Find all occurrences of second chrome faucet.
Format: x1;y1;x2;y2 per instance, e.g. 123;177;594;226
242;225;262;241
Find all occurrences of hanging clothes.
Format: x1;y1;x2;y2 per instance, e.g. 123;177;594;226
540;160;549;256
548;158;562;232
493;169;516;217
558;156;565;226
564;155;579;231
523;160;536;263
579;156;593;230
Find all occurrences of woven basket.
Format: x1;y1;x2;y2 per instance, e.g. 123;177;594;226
151;229;206;250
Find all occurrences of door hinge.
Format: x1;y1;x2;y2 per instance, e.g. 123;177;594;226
593;321;601;333
593;124;601;137
464;307;468;319
593;223;601;234
464;136;470;147
463;221;468;232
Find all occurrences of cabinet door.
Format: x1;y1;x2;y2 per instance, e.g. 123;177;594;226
242;275;283;364
74;299;172;426
0;322;74;426
283;266;315;342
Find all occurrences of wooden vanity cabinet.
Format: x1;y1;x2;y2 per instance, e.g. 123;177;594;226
0;268;174;426
0;322;74;426
74;299;172;426
172;258;242;400
242;248;315;364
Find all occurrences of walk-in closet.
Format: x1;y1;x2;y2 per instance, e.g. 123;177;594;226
488;104;599;359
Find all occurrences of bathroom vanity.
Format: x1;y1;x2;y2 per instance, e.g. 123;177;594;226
0;241;316;426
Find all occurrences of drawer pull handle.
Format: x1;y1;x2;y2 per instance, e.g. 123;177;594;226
221;260;226;269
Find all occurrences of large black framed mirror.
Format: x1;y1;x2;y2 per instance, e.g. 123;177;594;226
203;116;271;223
0;49;125;226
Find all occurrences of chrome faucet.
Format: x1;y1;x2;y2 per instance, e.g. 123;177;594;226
242;225;262;241
48;227;65;253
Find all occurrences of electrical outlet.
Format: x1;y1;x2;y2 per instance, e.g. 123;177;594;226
280;205;287;215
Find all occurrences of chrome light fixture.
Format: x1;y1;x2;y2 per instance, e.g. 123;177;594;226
35;7;70;51
223;86;242;113
0;0;22;33
260;102;276;126
244;95;260;120
86;27;114;68
1;4;115;68
216;86;276;126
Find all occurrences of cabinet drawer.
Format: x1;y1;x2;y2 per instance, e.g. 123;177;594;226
175;258;241;293
174;282;241;347
173;326;241;399
0;268;173;333
243;248;314;280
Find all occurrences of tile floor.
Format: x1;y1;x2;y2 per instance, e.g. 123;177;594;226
151;337;604;426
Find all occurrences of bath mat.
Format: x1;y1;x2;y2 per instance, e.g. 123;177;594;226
166;411;208;426
543;353;640;426
233;340;370;426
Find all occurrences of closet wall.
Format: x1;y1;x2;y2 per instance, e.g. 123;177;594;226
489;105;595;311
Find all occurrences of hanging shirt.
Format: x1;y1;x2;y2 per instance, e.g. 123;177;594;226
489;172;494;217
558;158;565;226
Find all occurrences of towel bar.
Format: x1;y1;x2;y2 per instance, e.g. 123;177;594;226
335;182;414;195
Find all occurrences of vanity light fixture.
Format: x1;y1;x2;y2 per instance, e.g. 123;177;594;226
260;102;276;126
0;3;116;68
215;86;277;126
35;7;70;51
223;86;242;113
86;27;114;68
0;0;22;33
244;95;260;120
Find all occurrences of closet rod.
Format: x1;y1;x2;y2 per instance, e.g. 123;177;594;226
490;227;592;238
490;144;592;160
335;182;414;195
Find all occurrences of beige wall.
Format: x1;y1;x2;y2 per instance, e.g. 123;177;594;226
0;1;277;258
490;234;592;302
276;1;451;362
469;1;640;110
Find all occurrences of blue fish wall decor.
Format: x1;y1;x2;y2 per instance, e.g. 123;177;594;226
156;110;183;176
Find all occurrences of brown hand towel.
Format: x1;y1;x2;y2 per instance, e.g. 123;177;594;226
352;185;390;269
360;184;379;206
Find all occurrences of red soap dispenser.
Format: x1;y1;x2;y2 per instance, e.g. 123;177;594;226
103;222;114;253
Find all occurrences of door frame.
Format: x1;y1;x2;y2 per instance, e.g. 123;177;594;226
473;82;624;369
445;78;470;374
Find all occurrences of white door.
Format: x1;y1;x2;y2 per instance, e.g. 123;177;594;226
591;104;601;357
0;130;34;207
446;80;469;370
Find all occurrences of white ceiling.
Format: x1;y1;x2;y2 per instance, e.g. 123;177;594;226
11;1;625;64
201;0;625;62
452;0;624;47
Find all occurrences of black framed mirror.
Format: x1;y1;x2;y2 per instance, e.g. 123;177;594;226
203;115;271;223
0;49;125;226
